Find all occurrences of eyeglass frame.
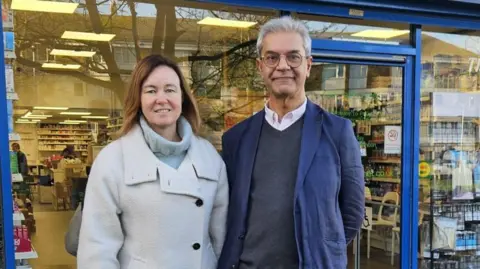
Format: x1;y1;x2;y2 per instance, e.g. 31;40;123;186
259;51;311;68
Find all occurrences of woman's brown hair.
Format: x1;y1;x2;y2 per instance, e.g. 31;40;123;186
120;54;201;136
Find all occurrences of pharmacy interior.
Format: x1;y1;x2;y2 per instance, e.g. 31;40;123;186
1;0;480;268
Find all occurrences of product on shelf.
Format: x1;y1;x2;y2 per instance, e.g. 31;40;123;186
13;226;31;253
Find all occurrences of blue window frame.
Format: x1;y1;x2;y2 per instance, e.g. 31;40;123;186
0;16;16;269
194;0;480;30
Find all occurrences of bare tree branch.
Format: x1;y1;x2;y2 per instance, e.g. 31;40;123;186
85;0;125;99
152;3;165;54
177;39;257;62
127;0;142;61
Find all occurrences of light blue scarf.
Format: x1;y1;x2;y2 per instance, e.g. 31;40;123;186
139;115;192;169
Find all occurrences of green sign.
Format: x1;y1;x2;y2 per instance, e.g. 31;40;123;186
10;151;18;174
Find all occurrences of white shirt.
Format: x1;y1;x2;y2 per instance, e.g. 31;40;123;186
264;99;307;131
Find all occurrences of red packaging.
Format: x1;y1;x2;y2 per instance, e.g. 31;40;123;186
22;225;28;239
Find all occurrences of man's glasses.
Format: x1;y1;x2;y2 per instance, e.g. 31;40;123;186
260;52;309;68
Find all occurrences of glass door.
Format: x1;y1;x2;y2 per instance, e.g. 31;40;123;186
306;52;413;269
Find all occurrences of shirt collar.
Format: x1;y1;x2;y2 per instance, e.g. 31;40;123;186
264;98;307;124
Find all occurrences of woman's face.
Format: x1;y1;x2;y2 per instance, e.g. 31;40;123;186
140;66;182;134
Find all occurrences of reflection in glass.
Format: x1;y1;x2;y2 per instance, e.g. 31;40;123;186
419;31;480;269
6;2;276;268
294;13;410;45
307;63;403;268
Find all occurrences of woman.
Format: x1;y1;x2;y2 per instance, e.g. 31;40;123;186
77;55;228;269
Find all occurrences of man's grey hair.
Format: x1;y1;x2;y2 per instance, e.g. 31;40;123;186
256;16;312;57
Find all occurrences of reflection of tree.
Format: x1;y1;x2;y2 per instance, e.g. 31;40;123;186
13;2;342;133
12;0;271;131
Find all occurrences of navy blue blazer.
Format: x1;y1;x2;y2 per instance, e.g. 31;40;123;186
218;100;365;269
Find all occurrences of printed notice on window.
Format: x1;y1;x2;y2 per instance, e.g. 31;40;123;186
384;125;401;154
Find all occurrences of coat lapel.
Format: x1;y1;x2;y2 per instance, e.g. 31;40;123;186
295;100;323;196
236;110;264;215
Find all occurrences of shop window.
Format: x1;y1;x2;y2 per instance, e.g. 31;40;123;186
293;13;410;45
418;31;480;268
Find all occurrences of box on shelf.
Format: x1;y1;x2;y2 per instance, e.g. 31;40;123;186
14;226;32;253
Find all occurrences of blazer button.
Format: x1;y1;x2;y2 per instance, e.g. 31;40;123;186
238;234;245;240
192;243;201;250
195;199;203;207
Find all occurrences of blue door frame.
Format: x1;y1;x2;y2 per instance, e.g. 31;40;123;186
311;33;420;269
0;6;15;269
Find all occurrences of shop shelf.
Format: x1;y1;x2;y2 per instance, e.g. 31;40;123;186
12;174;23;183
13;212;25;221
15;247;38;260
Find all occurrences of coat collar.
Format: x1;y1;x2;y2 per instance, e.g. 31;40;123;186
120;124;217;185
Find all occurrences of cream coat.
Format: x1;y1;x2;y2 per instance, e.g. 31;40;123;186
77;124;229;269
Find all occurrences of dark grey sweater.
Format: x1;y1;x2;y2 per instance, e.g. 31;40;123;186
238;117;304;269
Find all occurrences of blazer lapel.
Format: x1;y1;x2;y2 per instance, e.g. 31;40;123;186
236;110;264;215
295;100;323;196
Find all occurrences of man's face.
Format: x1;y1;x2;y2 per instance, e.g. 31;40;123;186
11;144;19;152
257;31;312;99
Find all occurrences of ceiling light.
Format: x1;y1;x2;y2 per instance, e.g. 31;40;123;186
81;116;109;119
42;63;81;70
50;49;96;57
34;106;69;110
60;112;91;115
22;111;52;119
351;30;409;39
59;122;80;125
22;116;50;119
11;0;79;14
64;120;87;123
61;31;116;42
16;120;38;124
197;17;257;28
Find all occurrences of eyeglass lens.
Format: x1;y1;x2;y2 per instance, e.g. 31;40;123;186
263;52;304;67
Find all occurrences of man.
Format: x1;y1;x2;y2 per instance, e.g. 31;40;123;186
62;145;77;159
11;143;28;176
218;16;365;269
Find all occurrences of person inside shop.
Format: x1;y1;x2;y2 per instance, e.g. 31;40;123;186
77;54;228;269
11;143;29;176
218;16;364;269
61;145;76;159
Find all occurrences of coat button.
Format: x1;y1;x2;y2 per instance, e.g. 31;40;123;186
238;234;245;240
192;243;201;250
195;199;203;207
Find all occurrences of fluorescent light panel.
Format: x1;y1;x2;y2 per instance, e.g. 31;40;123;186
42;63;81;70
60;112;91;115
197;17;257;28
64;120;87;123
34;106;69;110
22;116;50;119
59;122;80;125
16;119;40;123
16;121;38;124
82;116;109;119
61;31;116;42
11;0;79;14
23;112;52;119
50;49;96;57
351;29;409;39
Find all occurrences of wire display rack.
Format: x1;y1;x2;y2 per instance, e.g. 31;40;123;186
421;177;480;269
